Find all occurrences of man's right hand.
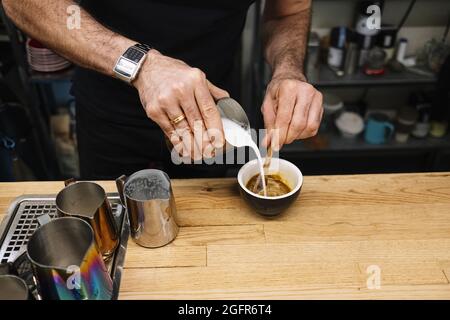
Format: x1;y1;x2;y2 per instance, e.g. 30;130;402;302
133;50;229;161
2;0;228;161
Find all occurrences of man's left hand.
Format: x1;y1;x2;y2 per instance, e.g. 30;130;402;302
261;73;323;150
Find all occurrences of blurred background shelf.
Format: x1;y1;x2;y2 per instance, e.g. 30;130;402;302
29;67;74;84
308;66;438;87
283;131;450;153
280;130;450;175
0;33;8;42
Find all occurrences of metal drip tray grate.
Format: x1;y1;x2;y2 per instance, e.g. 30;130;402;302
0;201;59;264
0;194;129;300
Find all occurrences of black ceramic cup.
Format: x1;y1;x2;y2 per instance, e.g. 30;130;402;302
237;158;303;217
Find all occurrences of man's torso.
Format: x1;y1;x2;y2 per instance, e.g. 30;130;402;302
73;0;255;125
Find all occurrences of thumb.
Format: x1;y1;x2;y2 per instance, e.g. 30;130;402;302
207;80;230;101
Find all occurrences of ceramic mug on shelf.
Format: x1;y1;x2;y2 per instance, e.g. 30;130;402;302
364;114;394;144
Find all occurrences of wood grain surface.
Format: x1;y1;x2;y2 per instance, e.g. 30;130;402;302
1;172;450;299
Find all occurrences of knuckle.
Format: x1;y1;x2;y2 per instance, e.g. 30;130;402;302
297;82;313;94
172;82;187;95
146;108;158;120
190;68;205;81
286;137;296;144
284;134;293;144
183;103;196;116
202;103;216;117
300;81;313;90
282;79;298;89
293;117;307;132
156;93;170;105
319;107;325;118
309;123;320;135
303;131;315;139
261;102;270;114
315;93;324;107
316;91;323;102
303;86;315;99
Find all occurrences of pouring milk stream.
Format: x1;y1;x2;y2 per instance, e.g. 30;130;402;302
222;118;268;196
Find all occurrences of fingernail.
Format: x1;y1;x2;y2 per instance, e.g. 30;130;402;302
203;143;215;158
273;142;281;152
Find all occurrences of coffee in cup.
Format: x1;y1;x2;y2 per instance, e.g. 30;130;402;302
246;173;292;197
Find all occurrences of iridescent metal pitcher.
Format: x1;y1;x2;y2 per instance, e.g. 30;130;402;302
56;180;119;260
27;217;113;300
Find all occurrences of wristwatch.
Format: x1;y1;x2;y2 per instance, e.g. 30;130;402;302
113;43;152;84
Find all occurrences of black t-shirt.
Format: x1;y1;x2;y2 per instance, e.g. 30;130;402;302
73;0;255;126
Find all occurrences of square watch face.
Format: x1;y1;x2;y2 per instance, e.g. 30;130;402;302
116;58;136;77
124;48;145;63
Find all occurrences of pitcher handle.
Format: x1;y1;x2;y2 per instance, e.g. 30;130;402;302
384;122;395;140
115;175;127;207
64;178;77;187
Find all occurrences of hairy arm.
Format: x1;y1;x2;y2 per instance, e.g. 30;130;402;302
2;0;135;77
2;0;228;160
261;0;322;149
263;0;311;79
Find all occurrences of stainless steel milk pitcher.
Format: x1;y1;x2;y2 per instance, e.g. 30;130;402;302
116;169;179;248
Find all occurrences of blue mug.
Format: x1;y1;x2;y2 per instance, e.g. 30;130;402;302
364;114;394;144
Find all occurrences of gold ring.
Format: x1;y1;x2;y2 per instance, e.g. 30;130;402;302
170;114;186;125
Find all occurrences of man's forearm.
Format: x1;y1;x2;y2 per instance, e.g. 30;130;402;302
2;0;135;77
263;1;311;80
